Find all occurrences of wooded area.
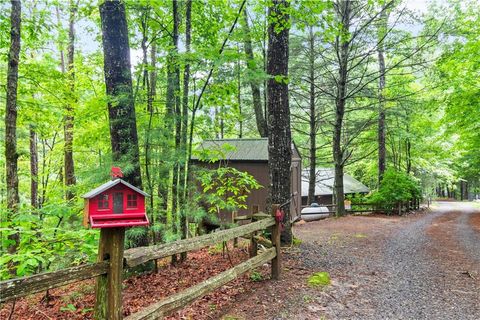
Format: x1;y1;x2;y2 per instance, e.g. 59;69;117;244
1;211;280;319
1;0;479;285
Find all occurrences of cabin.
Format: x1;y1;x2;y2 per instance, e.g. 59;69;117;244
191;138;302;222
82;177;149;228
301;168;370;206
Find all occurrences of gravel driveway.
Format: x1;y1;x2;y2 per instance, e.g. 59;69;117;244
374;202;480;320
294;201;480;320
220;202;479;320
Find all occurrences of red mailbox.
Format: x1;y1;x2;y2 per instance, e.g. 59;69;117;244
82;176;149;228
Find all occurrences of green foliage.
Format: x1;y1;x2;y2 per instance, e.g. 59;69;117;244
1;0;479;285
292;237;302;246
307;272;331;287
60;304;77;312
195;166;262;214
0;202;98;279
249;269;263;282
368;169;421;214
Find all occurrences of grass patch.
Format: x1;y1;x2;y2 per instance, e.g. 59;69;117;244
292;237;303;246
222;316;245;320
354;233;367;238
307;272;331;287
327;233;341;244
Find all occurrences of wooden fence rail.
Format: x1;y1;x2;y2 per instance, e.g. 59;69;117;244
124;217;275;268
1;206;282;320
125;247;276;320
0;261;109;303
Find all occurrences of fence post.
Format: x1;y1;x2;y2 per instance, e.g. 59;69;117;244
232;211;238;248
270;204;281;280
94;227;125;320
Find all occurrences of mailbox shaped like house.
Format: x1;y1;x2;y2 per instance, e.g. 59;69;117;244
82;178;149;228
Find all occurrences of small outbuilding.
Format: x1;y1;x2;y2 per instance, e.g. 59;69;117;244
301;168;370;206
191;138;302;222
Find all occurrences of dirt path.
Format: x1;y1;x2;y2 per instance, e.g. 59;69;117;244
220;201;480;319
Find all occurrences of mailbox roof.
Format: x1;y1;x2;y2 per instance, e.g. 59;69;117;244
82;179;149;199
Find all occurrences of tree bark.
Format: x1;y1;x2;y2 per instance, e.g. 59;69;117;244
237;45;243;138
64;0;77;201
377;4;387;184
267;0;292;245
99;0;142;188
307;27;317;205
30;126;38;209
333;0;351;217
100;1;147;249
242;8;268;137
171;0;181;237
180;0;192;262
5;0;21;274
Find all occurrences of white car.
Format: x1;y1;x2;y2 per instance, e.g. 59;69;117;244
301;203;330;221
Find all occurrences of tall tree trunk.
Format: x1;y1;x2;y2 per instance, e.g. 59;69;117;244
100;0;146;248
5;0;21;275
179;0;192;262
171;0;181;227
30;126;38;209
64;0;77;201
147;42;157;239
140;6;157;243
333;0;351;217
242;8;267;137
406;138;411;174
170;0;181;264
377;5;387;184
237;45;243;138
160;0;180;220
100;0;142;188
307;27;317;205
267;0;292;245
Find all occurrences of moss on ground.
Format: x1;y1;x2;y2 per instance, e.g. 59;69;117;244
307;272;331;287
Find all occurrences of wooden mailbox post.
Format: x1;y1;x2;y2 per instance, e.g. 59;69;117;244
82;168;149;320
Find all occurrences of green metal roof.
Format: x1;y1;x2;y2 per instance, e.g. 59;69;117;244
192;138;301;162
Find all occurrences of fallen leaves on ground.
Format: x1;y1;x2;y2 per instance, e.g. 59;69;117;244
0;242;272;320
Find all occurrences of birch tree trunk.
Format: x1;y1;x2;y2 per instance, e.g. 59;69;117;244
267;0;292;245
5;0;21;274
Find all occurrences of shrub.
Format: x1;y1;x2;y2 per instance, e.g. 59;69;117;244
368;168;421;214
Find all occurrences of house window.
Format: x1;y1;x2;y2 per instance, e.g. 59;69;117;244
127;194;137;208
97;194;109;209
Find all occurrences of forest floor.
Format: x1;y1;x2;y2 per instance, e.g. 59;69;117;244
1;201;479;319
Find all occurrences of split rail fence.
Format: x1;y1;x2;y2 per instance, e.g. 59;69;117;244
0;206;282;319
302;198;422;215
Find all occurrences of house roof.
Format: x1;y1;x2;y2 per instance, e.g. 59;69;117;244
191;138;301;162
301;168;370;196
82;179;149;199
